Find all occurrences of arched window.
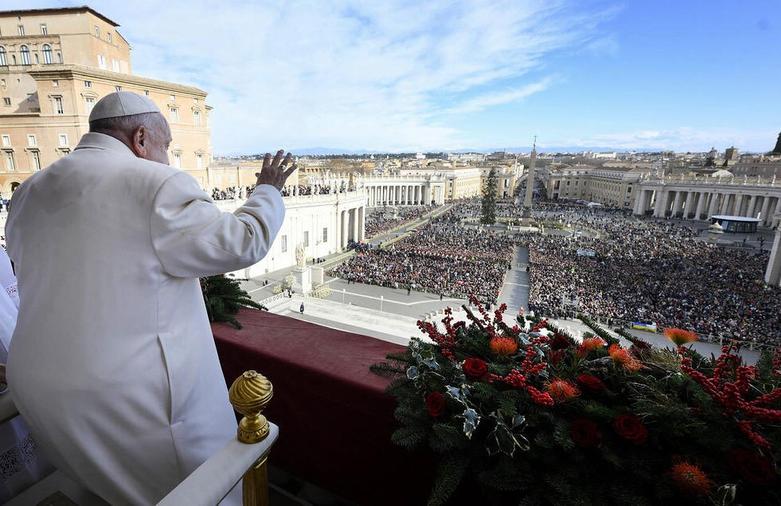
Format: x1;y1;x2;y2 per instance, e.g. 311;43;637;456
20;45;30;65
42;44;52;64
0;47;6;66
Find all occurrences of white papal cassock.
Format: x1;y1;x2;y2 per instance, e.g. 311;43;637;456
5;132;285;504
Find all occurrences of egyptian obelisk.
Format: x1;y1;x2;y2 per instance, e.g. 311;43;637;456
521;137;537;226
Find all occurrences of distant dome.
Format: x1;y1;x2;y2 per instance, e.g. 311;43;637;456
711;169;733;178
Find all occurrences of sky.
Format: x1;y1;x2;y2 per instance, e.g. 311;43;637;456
7;0;781;153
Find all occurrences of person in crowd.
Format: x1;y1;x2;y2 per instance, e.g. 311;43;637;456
5;92;296;505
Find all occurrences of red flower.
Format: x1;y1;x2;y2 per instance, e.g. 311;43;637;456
570;418;601;448
608;344;642;373
425;391;446;418
577;337;606;357
547;379;580;402
669;462;712;495
612;414;648;445
576;373;606;393
489;336;518;356
462;358;488;380
728;448;777;485
664;327;698;347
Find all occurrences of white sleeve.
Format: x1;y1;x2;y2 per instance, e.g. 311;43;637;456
150;172;285;278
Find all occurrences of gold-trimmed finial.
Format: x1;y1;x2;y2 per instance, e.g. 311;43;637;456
229;370;274;444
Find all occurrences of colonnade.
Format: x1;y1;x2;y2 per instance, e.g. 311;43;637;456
633;185;781;227
365;183;432;207
337;206;365;250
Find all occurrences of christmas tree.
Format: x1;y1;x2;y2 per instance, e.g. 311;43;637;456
481;168;497;225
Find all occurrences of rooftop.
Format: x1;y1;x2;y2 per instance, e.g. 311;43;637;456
0;6;120;27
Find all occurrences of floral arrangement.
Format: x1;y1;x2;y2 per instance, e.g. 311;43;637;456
372;298;781;506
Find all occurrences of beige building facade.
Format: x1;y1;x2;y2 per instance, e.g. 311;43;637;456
0;7;212;193
541;164;651;208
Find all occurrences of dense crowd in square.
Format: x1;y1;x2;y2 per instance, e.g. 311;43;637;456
334;196;780;346
524;202;781;345
365;206;434;239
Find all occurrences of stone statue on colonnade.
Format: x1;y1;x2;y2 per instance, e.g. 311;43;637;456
296;242;307;268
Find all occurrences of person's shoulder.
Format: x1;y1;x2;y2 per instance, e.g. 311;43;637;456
130;158;181;185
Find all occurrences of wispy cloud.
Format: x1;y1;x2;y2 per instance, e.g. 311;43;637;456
59;0;614;152
8;0;617;152
443;76;557;115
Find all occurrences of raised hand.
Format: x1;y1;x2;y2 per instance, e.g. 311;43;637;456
256;150;297;191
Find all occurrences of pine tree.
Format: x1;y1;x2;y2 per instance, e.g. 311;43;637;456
481;167;497;225
200;274;266;329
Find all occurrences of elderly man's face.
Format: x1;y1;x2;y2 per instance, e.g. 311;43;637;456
143;114;172;166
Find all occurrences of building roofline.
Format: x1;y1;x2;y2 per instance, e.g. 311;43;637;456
0;6;121;27
27;64;207;96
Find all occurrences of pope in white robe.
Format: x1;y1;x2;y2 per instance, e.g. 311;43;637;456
4;92;295;505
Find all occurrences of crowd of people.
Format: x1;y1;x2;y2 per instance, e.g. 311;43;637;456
210;186;254;201
365;206;434;239
332;206;514;303
524;202;781;345
210;183;346;200
333;196;780;346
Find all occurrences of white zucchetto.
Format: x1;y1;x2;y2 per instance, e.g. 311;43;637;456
89;91;161;122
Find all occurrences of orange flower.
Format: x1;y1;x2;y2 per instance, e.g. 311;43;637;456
608;344;642;373
546;379;580;402
489;336;518;356
670;462;712;495
664;328;698;347
577;337;606;357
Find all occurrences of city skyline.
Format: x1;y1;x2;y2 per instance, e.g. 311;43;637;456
7;0;781;154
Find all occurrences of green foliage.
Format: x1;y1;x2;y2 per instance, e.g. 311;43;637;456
200;274;266;329
481;168;498;225
578;314;619;346
428;453;469;506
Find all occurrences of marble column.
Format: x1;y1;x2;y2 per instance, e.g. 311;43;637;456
633;189;647;215
672;191;683;217
720;193;731;215
694;192;706;220
708;193;719;218
768;198;779;226
765;227;781;286
760;197;771;225
734;194;744;216
682;191;695;220
359;206;365;241
747;195;757;218
653;190;664;217
339;210;346;249
350;208;358;243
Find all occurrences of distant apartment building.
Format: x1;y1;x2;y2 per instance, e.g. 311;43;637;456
0;6;212;193
541;163;652;208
